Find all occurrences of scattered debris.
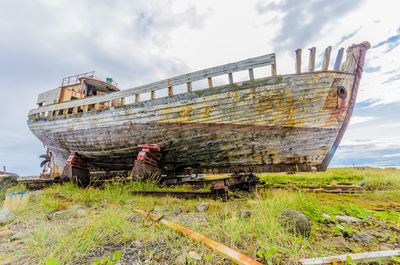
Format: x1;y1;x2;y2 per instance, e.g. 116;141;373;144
280;209;311;236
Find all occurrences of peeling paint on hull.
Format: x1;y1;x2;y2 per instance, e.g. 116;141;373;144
28;71;356;174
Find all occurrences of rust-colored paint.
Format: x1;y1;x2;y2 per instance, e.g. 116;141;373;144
132;209;263;265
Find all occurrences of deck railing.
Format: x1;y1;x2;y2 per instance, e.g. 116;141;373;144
61;71;95;87
28;53;277;119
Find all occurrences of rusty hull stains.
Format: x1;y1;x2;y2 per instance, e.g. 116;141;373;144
28;70;355;175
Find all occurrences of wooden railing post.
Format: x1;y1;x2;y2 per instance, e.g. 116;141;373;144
334;48;344;71
322;46;332;71
228;73;233;84
208;77;213;88
187;82;192;92
295;49;302;74
151;90;155;100
248;68;254;80
271;57;277;76
135;94;140;103
308;47;316;72
120;98;125;105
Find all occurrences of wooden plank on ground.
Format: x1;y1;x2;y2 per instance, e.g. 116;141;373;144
300;250;400;265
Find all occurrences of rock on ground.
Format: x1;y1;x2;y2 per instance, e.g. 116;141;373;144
239;209;253;218
335;215;361;224
196;202;209;212
352;232;373;243
280;209;311;236
0;208;15;225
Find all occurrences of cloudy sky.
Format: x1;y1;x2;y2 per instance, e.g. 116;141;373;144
0;0;399;175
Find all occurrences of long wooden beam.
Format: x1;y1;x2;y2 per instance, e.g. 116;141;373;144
132;208;263;265
300;250;400;265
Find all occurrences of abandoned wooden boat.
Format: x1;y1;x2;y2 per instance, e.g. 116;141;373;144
27;42;370;177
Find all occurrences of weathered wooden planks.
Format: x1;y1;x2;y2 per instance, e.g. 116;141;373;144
29;53;276;116
28;72;355;174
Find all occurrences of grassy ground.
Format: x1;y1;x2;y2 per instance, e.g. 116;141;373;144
0;167;399;264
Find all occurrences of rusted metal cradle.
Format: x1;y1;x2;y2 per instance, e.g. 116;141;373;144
27;42;370;179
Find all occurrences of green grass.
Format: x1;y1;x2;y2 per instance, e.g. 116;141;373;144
1;168;400;264
259;167;400;189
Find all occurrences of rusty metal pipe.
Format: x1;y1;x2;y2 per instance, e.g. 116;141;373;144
132;208;263;265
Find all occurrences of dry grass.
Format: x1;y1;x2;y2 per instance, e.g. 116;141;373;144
0;167;399;264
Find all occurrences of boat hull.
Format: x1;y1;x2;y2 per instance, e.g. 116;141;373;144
28;72;355;174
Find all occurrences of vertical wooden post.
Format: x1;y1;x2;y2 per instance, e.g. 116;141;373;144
83;105;88;112
322;46;332;71
271;56;277;76
108;100;112;108
248;68;254;80
47;111;52;117
208;77;213;88
228;73;233;84
187;82;192;92
151;90;155;100
63;108;68;115
120;98;125;105
72;107;78;114
295;49;302;74
334;48;344;71
135;94;140;103
308;47;316;72
167;79;173;96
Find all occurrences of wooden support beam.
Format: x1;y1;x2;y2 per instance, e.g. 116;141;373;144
63;109;68;115
72;107;78;114
208;77;213;88
168;86;173;96
334;47;345;71
308;47;316;72
322;46;332;71
135;94;140;103
82;105;88;112
120;98;125;105
187;82;192;92
271;59;277;76
228;73;233;84
108;100;112;108
248;68;254;80
295;49;302;74
151;90;155;100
